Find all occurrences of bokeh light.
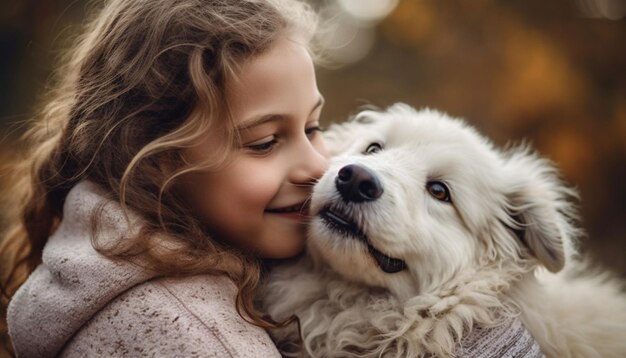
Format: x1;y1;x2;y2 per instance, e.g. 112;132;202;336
577;0;626;20
337;0;399;23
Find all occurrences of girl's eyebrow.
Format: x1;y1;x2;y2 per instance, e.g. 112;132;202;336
236;96;325;131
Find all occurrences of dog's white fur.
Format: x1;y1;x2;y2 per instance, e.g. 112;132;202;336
260;104;626;357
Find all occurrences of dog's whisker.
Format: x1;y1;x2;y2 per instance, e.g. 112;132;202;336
299;196;313;216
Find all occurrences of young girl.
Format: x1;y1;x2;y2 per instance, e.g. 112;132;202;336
1;0;323;356
0;0;541;356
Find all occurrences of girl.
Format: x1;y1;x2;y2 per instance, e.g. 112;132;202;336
0;0;541;356
2;0;324;356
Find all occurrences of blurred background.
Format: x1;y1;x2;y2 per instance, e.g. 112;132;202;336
1;0;625;280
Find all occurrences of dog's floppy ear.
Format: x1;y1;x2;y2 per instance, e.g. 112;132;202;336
502;148;579;272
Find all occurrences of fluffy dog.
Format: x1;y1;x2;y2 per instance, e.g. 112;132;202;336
260;104;626;357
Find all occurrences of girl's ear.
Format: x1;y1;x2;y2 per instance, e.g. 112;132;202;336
502;148;579;273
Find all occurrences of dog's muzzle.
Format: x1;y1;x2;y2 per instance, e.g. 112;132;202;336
317;164;407;274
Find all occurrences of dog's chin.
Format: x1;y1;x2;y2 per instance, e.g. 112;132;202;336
313;203;407;274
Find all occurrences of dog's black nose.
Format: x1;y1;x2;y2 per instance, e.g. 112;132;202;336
335;164;383;202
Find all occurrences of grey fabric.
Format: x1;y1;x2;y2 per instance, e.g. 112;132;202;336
461;318;544;358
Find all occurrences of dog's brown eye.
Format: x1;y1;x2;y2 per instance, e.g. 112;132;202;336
427;181;451;202
365;142;383;154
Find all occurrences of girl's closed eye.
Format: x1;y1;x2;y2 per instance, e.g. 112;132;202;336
246;136;278;154
246;123;322;154
305;124;323;139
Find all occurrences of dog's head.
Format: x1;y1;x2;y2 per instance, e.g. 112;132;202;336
309;104;580;299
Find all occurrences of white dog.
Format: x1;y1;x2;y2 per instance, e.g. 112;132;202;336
260;104;626;357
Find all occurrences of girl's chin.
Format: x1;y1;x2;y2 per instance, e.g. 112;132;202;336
258;238;306;260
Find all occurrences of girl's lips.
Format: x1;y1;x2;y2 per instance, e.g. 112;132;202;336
265;201;310;219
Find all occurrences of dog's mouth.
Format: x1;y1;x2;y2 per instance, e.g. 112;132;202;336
319;205;407;274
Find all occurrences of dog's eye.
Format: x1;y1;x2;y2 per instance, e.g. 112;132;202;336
364;142;383;155
426;181;451;202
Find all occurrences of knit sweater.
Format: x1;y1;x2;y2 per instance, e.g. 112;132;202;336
7;181;280;357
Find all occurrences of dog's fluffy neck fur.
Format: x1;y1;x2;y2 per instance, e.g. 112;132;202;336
261;255;533;357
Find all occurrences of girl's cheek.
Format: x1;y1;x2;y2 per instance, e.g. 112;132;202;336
238;162;283;204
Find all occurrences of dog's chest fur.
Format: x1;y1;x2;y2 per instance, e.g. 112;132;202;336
260;256;524;357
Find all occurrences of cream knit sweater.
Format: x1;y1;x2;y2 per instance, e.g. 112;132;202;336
8;181;280;357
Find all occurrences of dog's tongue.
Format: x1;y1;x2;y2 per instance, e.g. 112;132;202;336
368;245;407;273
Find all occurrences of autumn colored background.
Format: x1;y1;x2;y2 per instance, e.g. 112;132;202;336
1;0;625;282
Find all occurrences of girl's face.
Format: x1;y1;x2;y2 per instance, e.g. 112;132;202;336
181;36;327;258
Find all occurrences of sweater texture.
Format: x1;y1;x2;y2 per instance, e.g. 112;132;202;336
7;181;280;357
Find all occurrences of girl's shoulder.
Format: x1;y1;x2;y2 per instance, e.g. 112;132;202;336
61;274;280;357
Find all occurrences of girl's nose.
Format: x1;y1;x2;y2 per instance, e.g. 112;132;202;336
290;138;328;184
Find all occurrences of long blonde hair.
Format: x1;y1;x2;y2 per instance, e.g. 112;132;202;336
0;0;317;347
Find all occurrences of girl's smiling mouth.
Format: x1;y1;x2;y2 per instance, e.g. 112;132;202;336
266;201;310;220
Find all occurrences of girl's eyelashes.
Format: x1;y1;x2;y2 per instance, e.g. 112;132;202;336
305;125;323;138
246;137;278;154
245;123;322;154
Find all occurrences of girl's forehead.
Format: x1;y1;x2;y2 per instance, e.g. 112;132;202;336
227;36;319;125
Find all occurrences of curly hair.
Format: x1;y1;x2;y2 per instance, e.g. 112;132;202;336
0;0;317;350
